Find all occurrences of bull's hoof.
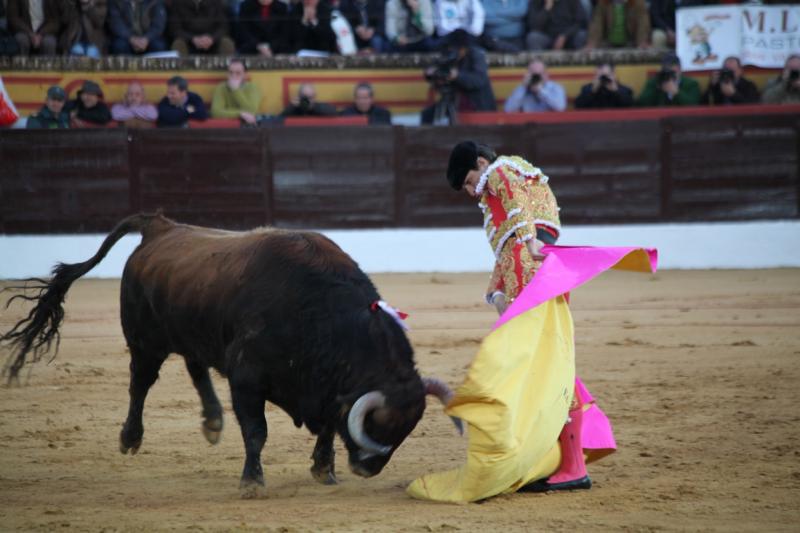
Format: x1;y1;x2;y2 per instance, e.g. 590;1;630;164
239;479;267;499
311;467;338;485
119;437;142;455
202;417;223;445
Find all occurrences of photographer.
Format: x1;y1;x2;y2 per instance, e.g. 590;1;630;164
637;52;700;107
503;58;566;113
762;54;800;105
420;29;496;125
280;83;337;117
701;56;759;106
574;61;633;109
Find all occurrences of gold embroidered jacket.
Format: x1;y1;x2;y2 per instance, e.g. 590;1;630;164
477;156;561;304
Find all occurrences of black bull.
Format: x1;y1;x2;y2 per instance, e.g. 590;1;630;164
1;213;459;496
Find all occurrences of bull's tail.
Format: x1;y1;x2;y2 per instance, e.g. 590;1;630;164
1;213;160;382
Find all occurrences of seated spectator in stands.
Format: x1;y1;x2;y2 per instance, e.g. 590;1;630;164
637;52;700;107
574;61;633;108
479;0;527;52
762;54;800;105
340;81;392;124
27;85;69;128
385;0;435;53
65;80;112;127
421;29;495;124
342;0;387;53
504;58;566;113
525;0;587;51
111;81;158;127
701;56;759;106
169;0;235;55
649;0;675;50
157;76;208;127
237;0;290;56
108;0;167;55
284;0;338;54
434;0;484;42
280;82;337;116
586;0;650;50
62;0;107;57
7;0;62;55
211;58;262;126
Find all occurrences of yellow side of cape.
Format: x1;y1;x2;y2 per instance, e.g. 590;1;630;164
407;296;575;503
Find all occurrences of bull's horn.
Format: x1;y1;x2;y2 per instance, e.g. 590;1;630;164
347;391;392;457
423;377;464;436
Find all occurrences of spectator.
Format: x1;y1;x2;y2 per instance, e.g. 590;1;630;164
65;80;112;127
637;52;700;106
504;58;566;113
211;58;262;126
280;82;337;117
649;0;675;49
525;0;587;51
111;81;158;127
0;0;21;56
574;61;633;108
342;0;387;53
586;0;650;50
157;76;208;127
340;81;392;124
169;0;235;55
7;0;62;55
62;0;107;57
421;28;496;125
284;0;338;54
385;0;435;53
762;54;800;105
480;0;527;52
434;0;484;41
701;56;760;106
26;85;69;128
236;0;290;56
108;0;168;55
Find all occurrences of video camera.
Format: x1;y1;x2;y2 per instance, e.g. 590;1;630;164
426;48;460;87
527;73;543;90
718;68;735;84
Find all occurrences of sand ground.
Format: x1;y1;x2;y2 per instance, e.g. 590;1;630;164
1;269;799;532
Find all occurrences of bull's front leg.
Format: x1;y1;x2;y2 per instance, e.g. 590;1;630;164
230;376;268;499
310;428;337;485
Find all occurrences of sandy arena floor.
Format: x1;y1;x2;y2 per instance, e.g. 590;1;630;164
1;269;799;532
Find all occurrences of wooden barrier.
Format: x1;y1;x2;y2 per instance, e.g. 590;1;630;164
1;107;798;234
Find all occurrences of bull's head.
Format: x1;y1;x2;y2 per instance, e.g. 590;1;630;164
343;378;462;478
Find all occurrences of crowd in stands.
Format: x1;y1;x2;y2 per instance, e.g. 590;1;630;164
0;0;773;58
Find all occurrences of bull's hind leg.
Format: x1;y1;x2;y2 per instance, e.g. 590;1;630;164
184;358;224;444
310;428;337;485
120;347;168;454
230;373;268;498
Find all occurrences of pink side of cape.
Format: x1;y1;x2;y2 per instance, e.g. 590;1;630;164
492;245;658;457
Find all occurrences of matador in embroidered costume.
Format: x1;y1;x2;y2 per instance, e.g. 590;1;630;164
444;141;617;494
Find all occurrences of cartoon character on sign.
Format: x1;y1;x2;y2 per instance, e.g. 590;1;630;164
686;23;718;65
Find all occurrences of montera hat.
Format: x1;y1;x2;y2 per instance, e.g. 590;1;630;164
447;141;478;190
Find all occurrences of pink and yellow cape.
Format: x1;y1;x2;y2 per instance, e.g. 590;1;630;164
407;245;658;503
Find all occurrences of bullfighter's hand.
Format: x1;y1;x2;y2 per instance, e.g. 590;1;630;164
526;238;546;261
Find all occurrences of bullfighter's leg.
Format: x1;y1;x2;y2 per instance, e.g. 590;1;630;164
230;375;268;498
184;357;224;444
310;428;337;485
120;348;168;455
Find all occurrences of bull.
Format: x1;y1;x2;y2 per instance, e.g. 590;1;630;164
1;213;459;497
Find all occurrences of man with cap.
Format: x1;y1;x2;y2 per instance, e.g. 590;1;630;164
64;80;112;127
637;52;701;107
27;85;70;129
445;140;617;492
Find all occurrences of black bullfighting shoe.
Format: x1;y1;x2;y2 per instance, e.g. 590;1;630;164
518;475;592;493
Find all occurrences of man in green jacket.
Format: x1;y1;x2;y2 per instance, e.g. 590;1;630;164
27;86;70;129
637;52;700;107
211;58;263;126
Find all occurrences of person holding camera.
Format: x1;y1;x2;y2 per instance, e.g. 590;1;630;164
503;59;566;113
701;56;759;106
574;61;633;109
280;82;337;117
637;52;700;107
420;29;496;125
762;54;800;105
